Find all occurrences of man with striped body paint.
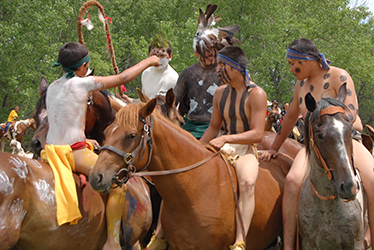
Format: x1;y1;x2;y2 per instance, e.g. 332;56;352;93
200;46;268;250
260;38;374;249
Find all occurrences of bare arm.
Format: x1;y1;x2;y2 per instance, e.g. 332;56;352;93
260;90;300;161
93;56;160;90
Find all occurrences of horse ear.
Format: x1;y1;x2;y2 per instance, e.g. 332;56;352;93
139;98;157;118
87;68;95;76
305;93;316;112
337;82;347;103
39;76;49;96
137;88;150;103
165;88;175;108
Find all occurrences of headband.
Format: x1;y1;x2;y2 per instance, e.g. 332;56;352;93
217;54;251;87
286;49;331;70
53;53;91;79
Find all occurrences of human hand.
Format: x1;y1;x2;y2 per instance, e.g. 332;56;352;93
258;148;278;161
122;94;133;104
209;136;227;150
148;55;160;67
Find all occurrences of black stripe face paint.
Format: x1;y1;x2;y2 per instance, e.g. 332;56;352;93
217;63;231;84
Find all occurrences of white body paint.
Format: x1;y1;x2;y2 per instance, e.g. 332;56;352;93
46;74;102;145
141;64;178;98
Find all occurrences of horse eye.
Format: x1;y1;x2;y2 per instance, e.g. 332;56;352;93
316;133;323;140
127;133;136;139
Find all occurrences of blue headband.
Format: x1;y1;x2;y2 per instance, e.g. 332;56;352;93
286;49;331;70
52;53;91;79
217;54;251;87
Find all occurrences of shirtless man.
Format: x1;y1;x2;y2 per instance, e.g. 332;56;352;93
200;45;267;250
260;38;374;250
173;44;221;139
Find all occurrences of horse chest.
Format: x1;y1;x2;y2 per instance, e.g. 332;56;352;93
299;180;365;250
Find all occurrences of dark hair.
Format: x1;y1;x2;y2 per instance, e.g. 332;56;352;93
288;38;319;57
57;42;89;70
218;45;248;69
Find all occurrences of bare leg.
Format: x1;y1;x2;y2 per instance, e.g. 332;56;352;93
146;201;167;250
231;145;259;249
103;186;127;250
73;148;126;250
282;148;307;250
353;140;373;248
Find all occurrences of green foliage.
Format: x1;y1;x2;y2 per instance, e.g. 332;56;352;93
1;0;374;151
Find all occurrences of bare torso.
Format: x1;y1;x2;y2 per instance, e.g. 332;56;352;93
174;63;221;123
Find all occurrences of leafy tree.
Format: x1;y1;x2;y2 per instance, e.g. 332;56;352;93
1;0;374;151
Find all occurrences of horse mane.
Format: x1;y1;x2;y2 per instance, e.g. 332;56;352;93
116;102;197;141
304;96;349;155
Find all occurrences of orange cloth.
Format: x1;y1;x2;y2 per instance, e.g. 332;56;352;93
41;145;82;225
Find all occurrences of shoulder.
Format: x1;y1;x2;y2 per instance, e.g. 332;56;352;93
248;85;267;100
166;65;179;78
180;63;200;75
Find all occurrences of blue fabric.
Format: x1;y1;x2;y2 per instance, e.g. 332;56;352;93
286;49;331;70
217;54;251;87
4;121;11;133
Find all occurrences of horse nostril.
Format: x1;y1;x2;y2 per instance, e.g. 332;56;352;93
31;139;42;154
98;173;103;184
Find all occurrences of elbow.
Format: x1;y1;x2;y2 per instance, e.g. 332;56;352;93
252;131;264;144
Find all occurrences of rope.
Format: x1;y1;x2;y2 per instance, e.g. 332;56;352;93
77;0;123;98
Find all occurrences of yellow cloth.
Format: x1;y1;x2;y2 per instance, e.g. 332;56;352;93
41;144;82;225
7;110;18;122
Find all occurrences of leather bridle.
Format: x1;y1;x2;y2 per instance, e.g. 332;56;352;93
99;114;154;187
308;106;356;201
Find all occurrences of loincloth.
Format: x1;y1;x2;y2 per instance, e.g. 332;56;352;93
220;143;258;166
182;119;210;139
40;141;94;226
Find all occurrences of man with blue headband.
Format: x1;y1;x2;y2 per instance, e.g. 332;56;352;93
260;38;374;249
46;42;159;250
200;45;267;250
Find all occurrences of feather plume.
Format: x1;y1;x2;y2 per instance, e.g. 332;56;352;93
193;4;241;56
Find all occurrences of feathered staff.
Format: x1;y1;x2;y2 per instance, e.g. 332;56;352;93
193;4;242;57
77;0;124;97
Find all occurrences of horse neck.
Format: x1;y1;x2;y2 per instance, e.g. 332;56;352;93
307;150;335;196
148;116;214;199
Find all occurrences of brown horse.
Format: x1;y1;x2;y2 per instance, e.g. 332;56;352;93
0;118;36;152
0;151;152;250
89;99;303;250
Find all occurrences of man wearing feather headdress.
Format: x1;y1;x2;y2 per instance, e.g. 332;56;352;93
174;4;241;139
145;4;242;250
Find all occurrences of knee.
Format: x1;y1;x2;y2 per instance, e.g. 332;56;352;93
239;177;256;195
285;172;303;191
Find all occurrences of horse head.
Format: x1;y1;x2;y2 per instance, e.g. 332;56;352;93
304;83;359;200
89;99;158;193
137;88;184;127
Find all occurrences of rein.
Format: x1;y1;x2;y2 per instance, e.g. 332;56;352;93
99;113;246;243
